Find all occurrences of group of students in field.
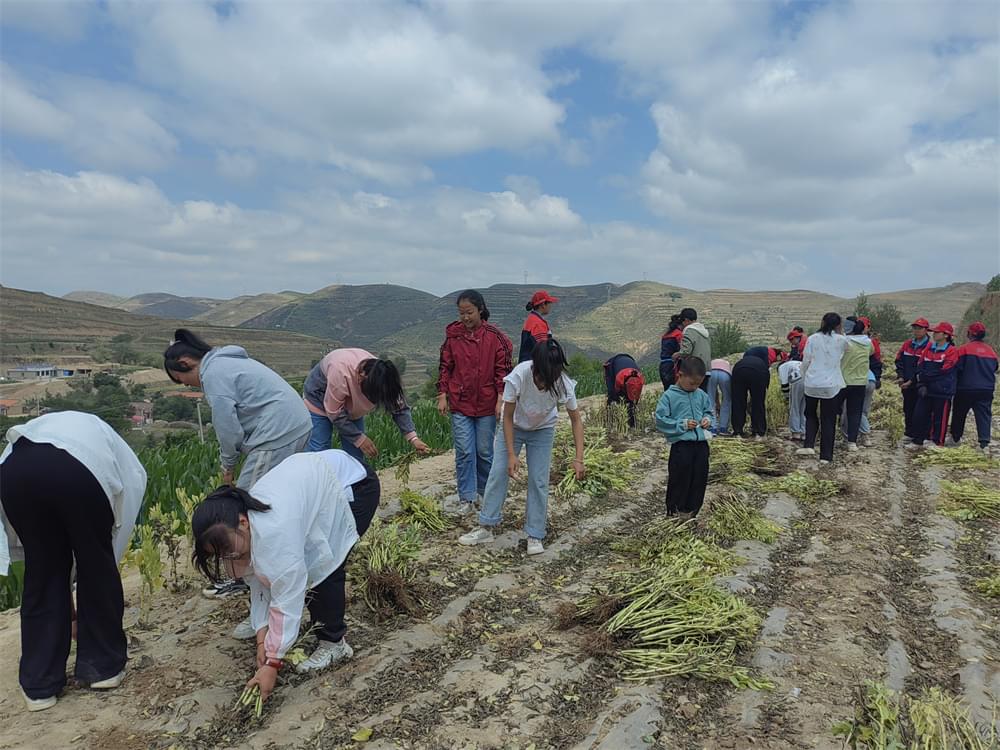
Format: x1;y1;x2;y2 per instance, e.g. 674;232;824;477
0;289;995;713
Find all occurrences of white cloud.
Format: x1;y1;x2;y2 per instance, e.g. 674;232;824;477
215;151;257;182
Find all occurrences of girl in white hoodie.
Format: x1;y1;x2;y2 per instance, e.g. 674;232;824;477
797;313;849;463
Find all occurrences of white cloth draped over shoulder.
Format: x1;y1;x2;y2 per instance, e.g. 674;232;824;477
0;411;148;575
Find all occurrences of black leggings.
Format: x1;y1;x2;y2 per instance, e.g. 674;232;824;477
665;440;710;515
731;360;770;437
841;385;866;443
0;439;127;698
306;464;381;643
804;392;843;461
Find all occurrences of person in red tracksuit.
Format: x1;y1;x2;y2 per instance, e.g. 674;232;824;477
603;353;646;428
438;290;513;513
518;290;558;362
787;327;806;361
906;321;959;449
950;321;998;451
895;317;931;443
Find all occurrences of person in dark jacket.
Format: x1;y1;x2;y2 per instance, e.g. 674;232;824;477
603;353;645;428
659;314;684;389
949;322;997;450
895;317;931;443
906;321;959;449
731;346;786;439
518;290;557;362
787;327;806;361
438;290;513;512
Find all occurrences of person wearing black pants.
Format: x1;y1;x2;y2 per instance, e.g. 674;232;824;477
603;353;645;429
665;441;710;515
950;321;998;450
804;392;843;462
840;385;867;444
0;411;147;713
731;351;772;438
951;390;993;448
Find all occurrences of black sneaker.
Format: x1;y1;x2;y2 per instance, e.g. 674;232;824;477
201;579;249;599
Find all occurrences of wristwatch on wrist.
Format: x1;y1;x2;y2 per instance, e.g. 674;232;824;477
263;657;284;671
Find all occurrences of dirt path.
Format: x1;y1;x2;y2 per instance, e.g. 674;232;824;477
0;401;996;750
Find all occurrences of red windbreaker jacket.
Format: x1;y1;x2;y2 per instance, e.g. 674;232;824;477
438;321;513;417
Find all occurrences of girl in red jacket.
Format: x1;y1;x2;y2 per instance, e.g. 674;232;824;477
438;290;514;512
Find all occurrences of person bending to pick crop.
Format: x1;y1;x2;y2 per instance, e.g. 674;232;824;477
518;290;558;363
0;411;147;712
731;346;786;440
949;322;997;452
603;353;645;428
707;358;734;435
895;317;931;444
906;322;959;450
459;339;585;556
778;355;806;440
655;355;714;518
437;289;513;514
191;450;380;705
164;329;314;605
304;349;430;462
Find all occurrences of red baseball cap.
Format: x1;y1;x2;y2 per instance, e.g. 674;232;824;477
967;321;986;337
930;321;954;336
530;290;559;307
910;317;930;329
625;371;645;403
786;329;803;342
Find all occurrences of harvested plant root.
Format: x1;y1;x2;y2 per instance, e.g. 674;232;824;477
351;519;422;618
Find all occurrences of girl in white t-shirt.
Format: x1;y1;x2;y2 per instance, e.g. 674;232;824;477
459;339;585;555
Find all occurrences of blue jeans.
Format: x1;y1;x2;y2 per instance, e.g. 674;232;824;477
708;369;732;433
451;413;497;502
478;424;555;540
307;413;366;463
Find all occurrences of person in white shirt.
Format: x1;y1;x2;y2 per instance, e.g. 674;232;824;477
0;411;147;712
190;450;379;706
797;313;849;463
778;358;806;439
458;339;585;556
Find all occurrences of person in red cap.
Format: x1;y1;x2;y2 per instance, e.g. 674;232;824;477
895;317;931;443
787;327;806;361
906;321;959;450
603;353;646;428
950;321;997;451
518;290;558;363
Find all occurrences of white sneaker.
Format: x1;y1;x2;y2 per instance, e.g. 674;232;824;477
90;670;125;689
927;443;944;451
21;689;57;712
753;435;765;442
461;501;479;515
944;436;958;447
795;448;816;456
459;527;494;546
296;639;353;673
231;617;256;640
526;538;545;556
847;442;859;452
819;459;831;465
904;442;923;451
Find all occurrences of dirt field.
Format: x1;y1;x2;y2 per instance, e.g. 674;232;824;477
0;396;997;750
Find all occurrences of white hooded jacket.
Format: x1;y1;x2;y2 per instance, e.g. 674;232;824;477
243;451;361;660
0;411;147;575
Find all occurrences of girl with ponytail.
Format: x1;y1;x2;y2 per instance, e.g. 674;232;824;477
190;450;380;704
459;338;584;556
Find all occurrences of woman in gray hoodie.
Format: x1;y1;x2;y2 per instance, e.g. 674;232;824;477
163;329;312;490
673;308;712;392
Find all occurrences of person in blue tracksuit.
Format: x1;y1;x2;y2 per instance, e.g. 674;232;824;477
895;317;931;443
655;355;714;517
906;322;959;449
950;321;998;450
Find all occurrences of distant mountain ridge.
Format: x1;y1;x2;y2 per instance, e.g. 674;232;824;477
56;280;986;376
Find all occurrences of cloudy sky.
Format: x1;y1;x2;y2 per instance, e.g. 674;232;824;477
1;1;997;300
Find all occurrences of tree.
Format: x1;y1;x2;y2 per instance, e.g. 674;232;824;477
668;292;682;302
869;303;908;341
987;274;1000;293
853;291;873;319
709;320;747;358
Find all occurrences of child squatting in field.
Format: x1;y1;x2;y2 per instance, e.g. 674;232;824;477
656;355;714;518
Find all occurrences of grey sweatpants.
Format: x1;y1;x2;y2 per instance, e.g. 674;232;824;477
235;432;311;490
788;379;806;435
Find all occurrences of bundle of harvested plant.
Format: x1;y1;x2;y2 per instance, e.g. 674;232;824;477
938;479;1000;520
909;687;997;749
707;439;778;488
398;489;452;532
915;445;1000;471
351;519;422;617
832;681;903;748
235;684;264;719
611;518;740;575
764;377;788;434
974;573;1000;598
706;493;783;543
555;444;641;498
869;388;904;444
769;471;839;502
393;450;420;485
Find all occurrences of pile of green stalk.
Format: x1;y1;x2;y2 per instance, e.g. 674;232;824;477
915;445;1000;471
974;573;1000;599
764;376;788;434
833;681;997;749
937;479;1000;520
350;518;422;617
768;471;839;502
398;489;452;532
570;519;768;687
706;493;783;544
707;439;778;489
555;443;641;499
869;386;905;444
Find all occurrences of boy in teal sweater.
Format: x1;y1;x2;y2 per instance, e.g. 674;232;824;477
655;355;714;517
